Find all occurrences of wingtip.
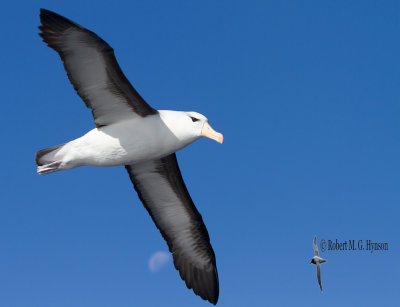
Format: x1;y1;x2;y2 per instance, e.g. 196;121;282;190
40;8;58;16
192;267;219;305
39;8;55;19
38;8;85;47
39;8;77;26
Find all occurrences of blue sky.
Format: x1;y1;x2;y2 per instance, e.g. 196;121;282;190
1;1;399;306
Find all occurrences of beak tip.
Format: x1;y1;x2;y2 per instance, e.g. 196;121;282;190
201;122;224;144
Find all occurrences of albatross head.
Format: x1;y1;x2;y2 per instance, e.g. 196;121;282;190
159;110;223;144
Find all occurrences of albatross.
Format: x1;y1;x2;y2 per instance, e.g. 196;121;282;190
310;236;327;292
35;9;223;305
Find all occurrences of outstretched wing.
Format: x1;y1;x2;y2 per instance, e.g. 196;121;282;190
317;263;323;291
39;9;157;127
313;236;319;256
125;154;219;305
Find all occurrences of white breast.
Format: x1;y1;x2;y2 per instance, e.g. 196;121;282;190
57;113;196;168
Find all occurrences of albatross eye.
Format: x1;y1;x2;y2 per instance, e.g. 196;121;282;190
190;116;199;122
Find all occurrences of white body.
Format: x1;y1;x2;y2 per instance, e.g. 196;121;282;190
49;110;203;170
311;256;326;264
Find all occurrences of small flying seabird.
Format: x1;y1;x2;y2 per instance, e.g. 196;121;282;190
310;236;327;292
35;9;223;305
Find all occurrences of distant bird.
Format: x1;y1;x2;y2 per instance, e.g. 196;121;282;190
35;9;223;305
310;236;327;291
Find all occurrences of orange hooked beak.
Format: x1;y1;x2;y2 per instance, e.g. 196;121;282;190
201;122;223;144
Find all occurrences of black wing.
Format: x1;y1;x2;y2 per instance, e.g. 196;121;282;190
317;264;323;291
126;154;219;304
39;9;157;127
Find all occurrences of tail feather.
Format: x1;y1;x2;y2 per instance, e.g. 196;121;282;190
37;161;63;175
35;143;65;166
35;143;66;174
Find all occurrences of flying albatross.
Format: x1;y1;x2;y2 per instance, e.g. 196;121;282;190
35;9;223;305
310;236;327;292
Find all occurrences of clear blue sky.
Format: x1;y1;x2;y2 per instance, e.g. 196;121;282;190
1;1;399;306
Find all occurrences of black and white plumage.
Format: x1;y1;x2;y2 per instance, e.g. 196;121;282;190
39;9;157;127
36;9;223;305
126;154;218;301
310;236;327;292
